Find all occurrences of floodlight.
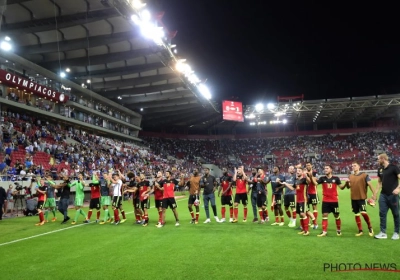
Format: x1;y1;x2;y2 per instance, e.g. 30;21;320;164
60;72;66;78
267;103;275;110
255;103;264;112
198;83;211;100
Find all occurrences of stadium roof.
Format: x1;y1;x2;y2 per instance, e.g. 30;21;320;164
1;0;218;130
2;1;399;135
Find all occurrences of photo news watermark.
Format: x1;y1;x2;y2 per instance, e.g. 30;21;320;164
323;263;400;273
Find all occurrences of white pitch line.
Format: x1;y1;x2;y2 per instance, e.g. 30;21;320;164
0;196;188;247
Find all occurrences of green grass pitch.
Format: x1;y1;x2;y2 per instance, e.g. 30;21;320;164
0;179;399;280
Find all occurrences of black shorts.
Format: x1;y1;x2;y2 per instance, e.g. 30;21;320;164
221;195;233;206
351;199;367;214
257;194;267;208
284;194;295;208
307;194;319;206
89;198;100;210
162;198;177;209
112;196;122;208
37;201;44;210
234;193;248;205
141;199;150;210
296;202;307;214
272;194;282;206
133;197;140;209
322;202;339;214
155;199;163;209
188;195;197;205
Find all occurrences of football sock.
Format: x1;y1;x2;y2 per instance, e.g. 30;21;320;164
121;210;126;219
39;212;44;222
300;217;304;230
103;209;109;221
233;207;238;219
190;211;194;219
229;207;233;218
158;210;162;223
263;209;268;219
361;212;372;228
221;207;226;219
313;210;318;224
335;216;341;231
114;209;119;221
292;210;297;220
44;210;49;220
275;216;279;223
243;207;248;219
259;209;264;220
74;211;80;222
96;211;100;220
87;210;93;220
286;210;291;218
304;216;309;232
196;212;199;222
280;216;284;223
322;218;328;232
79;209;87;218
355;214;362;231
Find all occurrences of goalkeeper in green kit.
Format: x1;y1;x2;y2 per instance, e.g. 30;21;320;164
70;173;89;224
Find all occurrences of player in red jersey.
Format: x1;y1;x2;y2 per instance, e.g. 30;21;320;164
232;167;248;223
138;174;151;226
152;171;164;226
218;168;233;222
156;171;180;228
289;168;310;235
312;165;343;237
34;178;47;226
87;174;101;223
305;162;319;229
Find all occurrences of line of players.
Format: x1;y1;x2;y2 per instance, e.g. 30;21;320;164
32;161;376;236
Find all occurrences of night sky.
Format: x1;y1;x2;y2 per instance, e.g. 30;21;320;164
158;1;400;104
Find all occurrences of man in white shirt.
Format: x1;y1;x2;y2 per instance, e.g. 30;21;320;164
109;173;126;225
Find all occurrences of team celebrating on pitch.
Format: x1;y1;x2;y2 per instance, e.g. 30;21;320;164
33;153;400;239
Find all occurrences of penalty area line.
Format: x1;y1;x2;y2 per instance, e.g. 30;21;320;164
0;197;188;247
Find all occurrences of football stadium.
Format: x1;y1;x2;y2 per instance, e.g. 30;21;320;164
0;1;399;280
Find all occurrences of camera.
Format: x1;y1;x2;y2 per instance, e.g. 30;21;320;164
14;183;23;191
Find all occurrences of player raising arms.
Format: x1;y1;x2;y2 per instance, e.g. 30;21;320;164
43;175;57;223
125;173;142;224
218;168;233;223
305;162;319;229
343;162;375;237
97;172;112;224
266;166;285;225
187;168;201;224
232;166;248;223
311;165;343;237
156;171;180;228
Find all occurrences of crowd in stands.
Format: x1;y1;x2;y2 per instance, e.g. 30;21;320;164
1;108;399;186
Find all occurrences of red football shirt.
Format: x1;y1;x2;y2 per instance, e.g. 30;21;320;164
295;177;307;203
138;180;150;201
307;172;318;195
161;179;178;199
37;186;47;202
235;175;247;194
317;176;341;202
220;175;232;196
153;179;164;200
90;185;101;199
